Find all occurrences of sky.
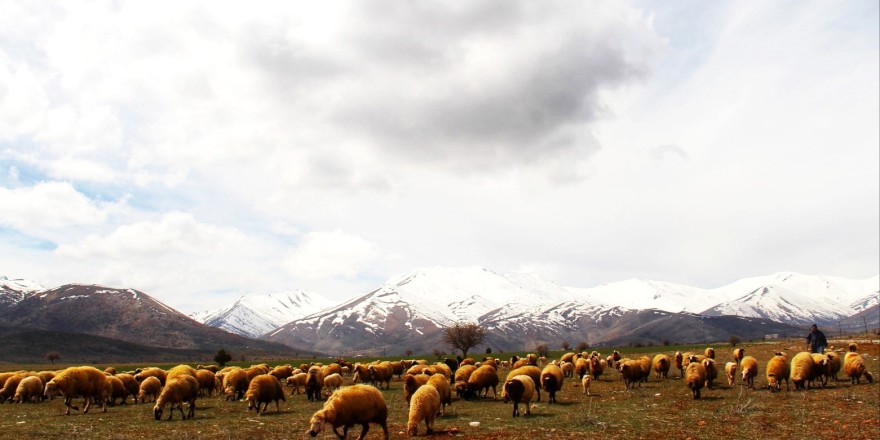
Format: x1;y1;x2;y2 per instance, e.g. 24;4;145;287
1;0;877;314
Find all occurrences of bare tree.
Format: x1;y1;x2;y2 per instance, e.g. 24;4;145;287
442;322;487;358
45;352;61;365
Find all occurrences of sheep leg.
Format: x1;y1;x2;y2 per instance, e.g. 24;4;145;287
357;422;370;440
82;397;91;414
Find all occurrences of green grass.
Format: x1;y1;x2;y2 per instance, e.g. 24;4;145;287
0;340;877;439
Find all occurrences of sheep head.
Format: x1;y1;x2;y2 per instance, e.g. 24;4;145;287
43;381;60;398
153;404;163;420
307;413;325;437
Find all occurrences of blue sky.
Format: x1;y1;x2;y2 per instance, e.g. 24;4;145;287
1;0;877;313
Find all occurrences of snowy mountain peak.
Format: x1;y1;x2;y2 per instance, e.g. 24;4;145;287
190;289;334;338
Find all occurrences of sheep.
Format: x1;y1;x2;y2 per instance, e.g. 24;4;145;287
766;353;791;392
574;358;589;379
269;365;294;381
44;366;109;415
103;367;117;375
306;384;389;440
321;363;343;378
848;342;858;352
582;374;592;396
36;371;56;390
134;367;167;386
589;356;606;381
426;373;452;415
685;361;707;399
790;352;817;391
305;365;325;402
352;363;372;385
13;376;43;403
323;373;344;396
844;352;874;384
637;356;652;380
463;365;499;400
431;362;453;380
194;369;216;396
503;374;535;417
104;375;128;406
138;376;162;403
653;354;671;379
501;365;542;402
733;348;745;363
287;372;307;395
406;383;441;436
541;364;564;404
153;374;199;420
222;367;249;401
245;374;285;414
740;356;759;389
617;360;647;390
245;365;270;383
196;364;219;373
404;374;430;405
724;362;738;387
0;372;33;402
611;350;622;365
704;347;715;359
825;351;842;382
703;358;718;389
810;353;832;388
116;374;140;404
674;352;684;378
369;362;394;390
453;364;477;396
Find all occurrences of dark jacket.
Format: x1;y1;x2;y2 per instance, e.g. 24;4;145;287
806;329;827;352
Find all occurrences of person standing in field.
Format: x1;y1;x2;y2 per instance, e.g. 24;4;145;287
806;324;827;354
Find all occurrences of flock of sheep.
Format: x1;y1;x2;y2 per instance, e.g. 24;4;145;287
0;341;875;439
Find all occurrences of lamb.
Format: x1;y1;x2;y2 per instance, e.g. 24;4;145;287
652;354;671;379
685;361;707;399
43;366;109;415
740;356;759;389
790;352;817;391
287;372;307;395
704;347;715;359
503;374;535;417
541;364;564;404
766;353;790;392
463;365;499;400
501;365;542;402
222;367;249;401
582;374;592;396
12;376;43;403
134;367;167;386
844;352;874;384
115;374;140;404
307;384;389;440
305;365;325;402
589;356;606;381
245;374;285;414
194;369;216;396
724;362;738;387
153;374;199;420
733;348;745;363
138;376;162;403
406;383;441;436
323;373;344;396
702;358;718;389
426;373;452;415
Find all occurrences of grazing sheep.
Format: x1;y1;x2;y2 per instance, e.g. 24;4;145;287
503;374;535;417
589;356;606;381
574;358;589;379
724;362;738;387
166;365;198;381
0;372;33;402
36;371;56;390
196;364;219;373
287;372;307;395
402;374;429;405
323;373;344;396
810;353;832;388
13;376;43;403
824;351;842;382
685;362;707;399
560;352;577;364
245;365;270;383
740;356;759;389
115;374;139;404
222;367;249;401
703;359;718;389
153;375;199;420
704;347;715;359
431;362;453;380
541;364;564;404
463;365;499;400
320;363;343;379
560;361;575;378
618;360;648;390
790;352;817;391
194;369;216;397
453;364;477;397
134;367;167;386
43;367;109;415
766;354;791;392
104;375;128;406
733;348;745;363
352;363;372;385
653;354;671;379
269;365;294;381
501;365;542;402
305;366;325;402
138;376;162;403
245;374;285;414
369;362;394;390
582;374;592;396
844;352;874;384
674;352;684;378
406;384;441;436
306;384;389;440
426;373;452;415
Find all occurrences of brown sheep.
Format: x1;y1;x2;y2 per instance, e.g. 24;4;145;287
138;376;162;403
540;364;564;404
222;367;249;401
618;360;648;390
104;375;128;406
0;372;33;402
13;376;43;403
196;364;219;373
504;375;535;417
501;365;543;402
245;374;285;414
153;375;199;420
269;365;294;381
740;356;759;389
320;363;343;378
560;361;575;378
848;342;858;352
286;372;307;395
810;353;832;388
589;356;606;381
134;367;167;386
323;373;344;396
724;362;738;387
582;374;592;396
426;373;452;415
352;363;372;385
766;354;790;392
404;374;430;405
733;348;745;363
44;366;109;415
368;362;394;390
306;384;389;440
115;374;139;404
844;352;874;384
790;352;817;391
305;365;324;402
453;365;477;397
703;358;718;389
825;351;842;382
685;361;707;399
406;384;441;436
464;365;499;400
704;347;715;359
574;357;589;379
653;354;671;379
194;369;216;396
674;352;684;378
431;362;453;380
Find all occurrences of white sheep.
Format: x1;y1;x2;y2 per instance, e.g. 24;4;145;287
153;375;199;420
138;376;162;403
582;374;592;396
13;376;43;403
287;372;307;395
653;354;671;379
724;362;738;387
426;373;452;415
306;384;389;440
245;374;285;414
407;383;441;436
323;373;344;396
740;356;759;389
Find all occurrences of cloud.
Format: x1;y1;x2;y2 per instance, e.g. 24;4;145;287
0;181;107;231
284;230;381;280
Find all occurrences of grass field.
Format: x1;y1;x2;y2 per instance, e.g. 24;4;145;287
0;339;877;439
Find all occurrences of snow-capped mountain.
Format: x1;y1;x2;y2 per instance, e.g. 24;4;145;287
0;276;46;309
565;279;727;313
189;289;334;338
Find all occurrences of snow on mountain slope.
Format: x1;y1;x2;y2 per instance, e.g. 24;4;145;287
566;279;724;313
0;276;46;309
190;289;334;338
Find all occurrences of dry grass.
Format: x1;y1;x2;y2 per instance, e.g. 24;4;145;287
0;339;877;439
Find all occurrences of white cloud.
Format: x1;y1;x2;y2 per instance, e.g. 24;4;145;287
0;181;107;231
284;230;381;280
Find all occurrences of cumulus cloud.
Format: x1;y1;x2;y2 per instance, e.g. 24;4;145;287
0;181;107;231
284;230;381;280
